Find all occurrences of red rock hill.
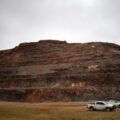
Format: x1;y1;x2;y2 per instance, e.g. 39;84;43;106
0;40;120;102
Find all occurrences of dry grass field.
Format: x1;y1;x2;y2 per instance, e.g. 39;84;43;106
0;102;120;120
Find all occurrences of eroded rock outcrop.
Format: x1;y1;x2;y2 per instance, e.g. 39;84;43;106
0;40;120;102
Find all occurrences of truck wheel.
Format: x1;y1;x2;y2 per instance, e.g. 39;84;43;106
113;105;116;110
118;105;120;108
90;107;94;111
106;108;112;112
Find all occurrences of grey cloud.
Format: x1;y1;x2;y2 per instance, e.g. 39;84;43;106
0;0;120;50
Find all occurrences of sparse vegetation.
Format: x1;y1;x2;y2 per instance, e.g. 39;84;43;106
0;102;120;120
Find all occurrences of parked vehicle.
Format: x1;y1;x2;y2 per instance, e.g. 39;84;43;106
107;100;120;108
87;101;116;111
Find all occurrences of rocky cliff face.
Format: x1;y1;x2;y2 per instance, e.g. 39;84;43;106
0;40;120;102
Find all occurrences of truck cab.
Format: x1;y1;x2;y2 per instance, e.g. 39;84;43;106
87;101;115;111
94;101;107;110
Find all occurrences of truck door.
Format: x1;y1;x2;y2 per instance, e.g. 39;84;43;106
95;102;106;110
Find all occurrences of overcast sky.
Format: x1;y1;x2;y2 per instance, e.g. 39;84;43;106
0;0;120;50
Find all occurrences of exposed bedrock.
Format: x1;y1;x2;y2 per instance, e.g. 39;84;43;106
0;40;120;102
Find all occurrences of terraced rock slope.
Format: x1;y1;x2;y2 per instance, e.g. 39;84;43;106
0;40;120;102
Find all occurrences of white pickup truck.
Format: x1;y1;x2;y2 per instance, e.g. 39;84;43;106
87;101;116;111
107;100;120;108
